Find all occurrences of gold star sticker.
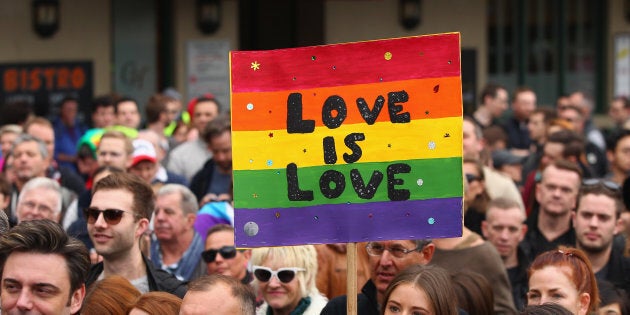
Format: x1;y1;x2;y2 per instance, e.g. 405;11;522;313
251;61;260;71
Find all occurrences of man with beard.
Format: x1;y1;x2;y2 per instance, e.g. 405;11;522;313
85;172;187;297
150;184;206;281
190;114;232;205
573;179;630;293
521;160;582;261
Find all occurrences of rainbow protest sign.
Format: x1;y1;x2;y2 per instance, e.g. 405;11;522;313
231;33;463;247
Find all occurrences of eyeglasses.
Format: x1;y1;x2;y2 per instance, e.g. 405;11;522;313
582;178;620;191
252;266;305;283
201;246;237;263
83;207;137;225
465;173;481;183
366;243;422;258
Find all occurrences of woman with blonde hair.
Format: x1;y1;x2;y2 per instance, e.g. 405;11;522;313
250;245;327;315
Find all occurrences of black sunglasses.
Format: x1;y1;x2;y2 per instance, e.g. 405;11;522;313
252;266;305;283
83;207;136;225
201;246;238;263
465;173;481;183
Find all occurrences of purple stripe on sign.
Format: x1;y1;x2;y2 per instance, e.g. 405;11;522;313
234;197;463;247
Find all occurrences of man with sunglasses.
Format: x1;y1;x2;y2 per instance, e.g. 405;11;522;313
573;179;630;293
203;224;252;284
150;184;206;282
85;172;187;298
320;239;434;315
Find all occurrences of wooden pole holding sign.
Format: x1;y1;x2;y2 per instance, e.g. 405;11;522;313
346;242;357;315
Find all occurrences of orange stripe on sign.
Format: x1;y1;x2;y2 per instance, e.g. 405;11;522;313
231;76;462;132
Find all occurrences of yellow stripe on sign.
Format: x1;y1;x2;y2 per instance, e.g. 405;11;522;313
232;116;462;171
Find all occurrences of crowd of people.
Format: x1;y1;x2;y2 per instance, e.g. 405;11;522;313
0;86;629;314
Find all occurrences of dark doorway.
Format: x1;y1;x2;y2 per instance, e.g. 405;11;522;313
239;0;324;50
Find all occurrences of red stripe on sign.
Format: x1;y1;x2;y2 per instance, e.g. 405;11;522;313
231;33;460;93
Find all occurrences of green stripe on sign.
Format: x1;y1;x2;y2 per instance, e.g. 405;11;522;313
233;157;463;209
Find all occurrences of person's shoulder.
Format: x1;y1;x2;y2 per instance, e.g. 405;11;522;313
165;171;188;186
320;295;348;315
150;267;188;298
168;140;193;156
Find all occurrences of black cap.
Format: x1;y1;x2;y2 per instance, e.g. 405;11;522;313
492;150;526;169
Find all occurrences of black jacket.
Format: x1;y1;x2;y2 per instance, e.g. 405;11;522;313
85;254;188;298
597;234;630;294
189;159;216;202
508;246;530;311
320;280;380;315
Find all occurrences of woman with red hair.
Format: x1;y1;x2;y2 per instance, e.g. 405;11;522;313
526;247;599;315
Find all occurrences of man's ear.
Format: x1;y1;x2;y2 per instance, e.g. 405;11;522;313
135;218;150;238
242;249;252;260
481;221;489;239
518;224;528;242
69;284;86;314
420;243;435;264
614;217;623;235
186;213;196;226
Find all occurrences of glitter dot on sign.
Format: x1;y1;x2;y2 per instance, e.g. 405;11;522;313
275;212;280;219
428;217;435;225
266;160;273;166
249;159;253;163
417;178;424;186
251;61;260;71
293;76;296;81
244;222;259;236
448;60;452;64
314;216;319;220
268;132;273;138
428;141;436;150
384;52;392;60
332;65;336;70
246;103;254;110
368;213;373;218
311;56;316;61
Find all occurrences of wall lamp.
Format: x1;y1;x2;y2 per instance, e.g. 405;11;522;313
197;0;221;35
32;0;60;38
399;0;421;30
